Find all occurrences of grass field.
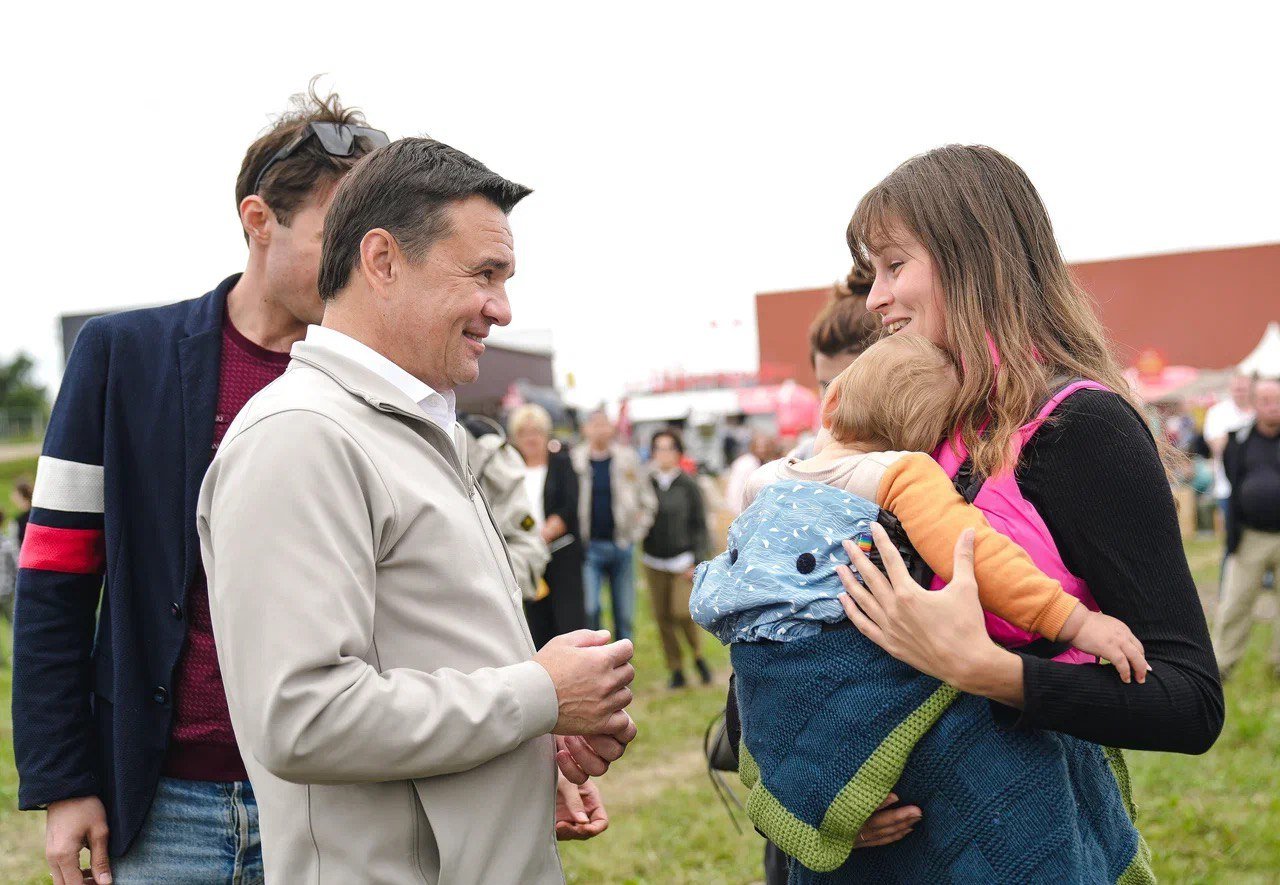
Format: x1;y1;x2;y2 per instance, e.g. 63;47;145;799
0;454;36;507
1;482;1276;882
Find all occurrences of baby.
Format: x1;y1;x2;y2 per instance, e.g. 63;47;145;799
696;333;1148;680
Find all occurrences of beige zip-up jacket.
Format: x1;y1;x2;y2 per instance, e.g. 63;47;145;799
570;442;657;546
197;341;563;884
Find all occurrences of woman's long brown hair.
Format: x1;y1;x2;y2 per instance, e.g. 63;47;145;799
846;144;1177;478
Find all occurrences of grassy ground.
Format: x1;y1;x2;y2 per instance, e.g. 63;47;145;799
1;510;1276;882
1119;537;1280;882
0;454;37;506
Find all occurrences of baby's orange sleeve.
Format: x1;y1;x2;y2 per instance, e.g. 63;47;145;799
874;453;1079;639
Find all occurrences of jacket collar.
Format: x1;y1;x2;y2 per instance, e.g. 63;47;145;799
575;441;628;465
182;272;237;337
290;341;470;489
289;340;454;434
302;326;456;423
652;466;685;490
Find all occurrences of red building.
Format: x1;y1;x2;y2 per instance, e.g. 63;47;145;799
756;242;1280;387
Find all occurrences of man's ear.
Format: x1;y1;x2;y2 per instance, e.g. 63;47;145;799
359;229;398;292
239;195;274;246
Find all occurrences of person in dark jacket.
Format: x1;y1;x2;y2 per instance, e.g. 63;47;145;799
12;84;386;885
642;428;712;688
510;404;588;648
1214;376;1280;679
0;508;16;661
10;477;32;545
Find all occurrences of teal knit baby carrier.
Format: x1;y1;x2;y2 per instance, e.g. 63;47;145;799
733;629;1153;883
702;480;1154;883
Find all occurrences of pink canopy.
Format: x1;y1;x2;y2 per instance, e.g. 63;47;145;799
737;381;820;436
1123;365;1201;403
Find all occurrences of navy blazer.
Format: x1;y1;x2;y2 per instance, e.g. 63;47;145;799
13;275;235;856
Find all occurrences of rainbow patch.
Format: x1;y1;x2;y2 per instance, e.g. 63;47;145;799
853;532;874;555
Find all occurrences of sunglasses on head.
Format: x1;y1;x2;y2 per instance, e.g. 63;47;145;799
252;122;390;196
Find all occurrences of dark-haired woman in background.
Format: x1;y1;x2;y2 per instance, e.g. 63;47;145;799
643;429;712;688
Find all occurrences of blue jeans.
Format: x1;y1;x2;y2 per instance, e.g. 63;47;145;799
112;777;262;884
584;539;636;641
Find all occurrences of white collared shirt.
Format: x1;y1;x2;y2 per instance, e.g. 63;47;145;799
300;326;459;440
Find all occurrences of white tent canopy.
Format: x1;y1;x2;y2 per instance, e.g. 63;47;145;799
1238;322;1280;379
624;388;742;424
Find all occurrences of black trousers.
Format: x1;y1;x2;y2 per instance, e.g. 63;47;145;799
524;544;586;649
765;839;790;884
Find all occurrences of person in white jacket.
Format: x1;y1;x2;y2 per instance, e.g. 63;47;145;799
723;432;780;516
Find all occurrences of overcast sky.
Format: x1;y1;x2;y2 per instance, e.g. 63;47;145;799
5;2;1277;406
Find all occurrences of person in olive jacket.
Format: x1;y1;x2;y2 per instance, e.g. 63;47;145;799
642;428;712;688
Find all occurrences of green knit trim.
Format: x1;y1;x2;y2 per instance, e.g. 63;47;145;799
1105;746;1157;884
737;683;959;873
1116;833;1156;885
739;738;761;789
1103;746;1138;820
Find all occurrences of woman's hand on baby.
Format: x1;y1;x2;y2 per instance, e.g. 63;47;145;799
855;793;921;848
1056;608;1150;684
837;523;1029;708
836;524;995;685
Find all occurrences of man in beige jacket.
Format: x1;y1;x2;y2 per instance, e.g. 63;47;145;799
198;138;636;883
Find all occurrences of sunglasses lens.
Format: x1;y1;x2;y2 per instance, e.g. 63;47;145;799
312;123;356;156
357;128;391;149
312;124;390;157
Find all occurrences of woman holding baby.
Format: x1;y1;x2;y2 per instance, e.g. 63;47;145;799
837;144;1220;754
721;145;1222;883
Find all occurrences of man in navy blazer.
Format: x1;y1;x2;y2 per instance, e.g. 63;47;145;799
12;84;387;884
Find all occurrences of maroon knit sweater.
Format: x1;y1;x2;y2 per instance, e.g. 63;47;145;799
163;316;291;781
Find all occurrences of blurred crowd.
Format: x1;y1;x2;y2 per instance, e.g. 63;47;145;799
477;404;740;689
0;477;32;663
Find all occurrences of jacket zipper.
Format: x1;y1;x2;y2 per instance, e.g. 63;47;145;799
369;399;532;644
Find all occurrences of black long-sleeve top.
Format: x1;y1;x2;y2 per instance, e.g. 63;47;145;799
1009;389;1223;753
727;388;1224;758
542;448;582;539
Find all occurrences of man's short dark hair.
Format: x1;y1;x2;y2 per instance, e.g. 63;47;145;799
318;137;532;300
235;78;379;238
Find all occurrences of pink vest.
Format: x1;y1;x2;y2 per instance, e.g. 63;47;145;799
932;380;1107;665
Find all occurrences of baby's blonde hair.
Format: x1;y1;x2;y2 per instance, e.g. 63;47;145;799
821;335;960;453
